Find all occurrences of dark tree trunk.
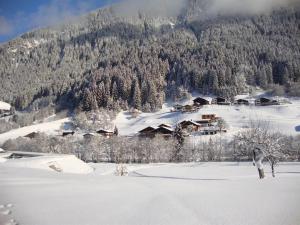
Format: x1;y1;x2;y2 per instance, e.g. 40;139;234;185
271;162;275;177
258;168;265;179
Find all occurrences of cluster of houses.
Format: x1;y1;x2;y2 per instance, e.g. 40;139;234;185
172;96;291;113
23;129;117;141
138;114;226;139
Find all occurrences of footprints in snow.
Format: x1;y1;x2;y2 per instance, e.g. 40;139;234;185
0;203;18;225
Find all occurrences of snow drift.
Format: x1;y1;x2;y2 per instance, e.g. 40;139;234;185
2;154;93;174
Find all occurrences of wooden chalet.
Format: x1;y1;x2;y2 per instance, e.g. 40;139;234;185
212;97;230;105
236;99;250;105
195;119;212;127
173;104;184;111
179;120;202;132
202;129;218;135
158;124;172;129
202;114;217;121
255;97;279;106
62;131;75;137
83;133;96;140
193;97;210;106
97;129;114;138
182;105;198;113
138;126;157;137
152;126;174;137
24;132;39;139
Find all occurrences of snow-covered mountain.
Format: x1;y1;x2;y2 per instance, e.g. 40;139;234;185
0;0;299;112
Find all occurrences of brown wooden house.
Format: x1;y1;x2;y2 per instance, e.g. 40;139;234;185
97;129;114;138
158;124;172;129
62;131;75;137
202;114;217;121
179;120;202;132
236;99;250;105
24;132;39;139
138;126;157;137
193;97;210;106
151;127;174;137
255;97;279;106
212;97;231;105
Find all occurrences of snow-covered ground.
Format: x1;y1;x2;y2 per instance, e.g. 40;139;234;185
0;118;70;145
0;101;11;111
0;159;299;225
115;97;300;137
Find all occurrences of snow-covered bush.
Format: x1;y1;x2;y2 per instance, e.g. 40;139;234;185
115;164;128;176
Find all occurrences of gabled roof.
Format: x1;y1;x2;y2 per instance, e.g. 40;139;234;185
139;126;158;133
179;120;201;127
97;129;114;134
151;126;174;134
158;124;172;128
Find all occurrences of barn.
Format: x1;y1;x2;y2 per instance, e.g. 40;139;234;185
193;97;210;106
179;120;202;132
236;99;250;105
212;97;230;105
97;129;114;138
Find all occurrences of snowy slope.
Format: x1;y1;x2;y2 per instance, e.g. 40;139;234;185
0;162;299;225
115;96;300;137
1;154;93;174
0;101;11;111
0;118;70;145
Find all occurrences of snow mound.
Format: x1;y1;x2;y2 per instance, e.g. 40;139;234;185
0;101;11;111
5;155;93;174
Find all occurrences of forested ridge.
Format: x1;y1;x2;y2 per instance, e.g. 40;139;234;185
0;0;299;112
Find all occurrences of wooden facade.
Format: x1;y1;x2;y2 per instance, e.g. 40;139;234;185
97;129;114;138
62;131;75;137
236;99;250;105
202;114;217;121
179;120;202;132
193;97;210;106
212;97;230;105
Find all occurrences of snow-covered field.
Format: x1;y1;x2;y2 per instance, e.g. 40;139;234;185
115;97;300;137
0;157;299;225
0;118;70;145
0;101;11;111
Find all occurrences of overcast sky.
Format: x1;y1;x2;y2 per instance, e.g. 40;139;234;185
0;0;120;43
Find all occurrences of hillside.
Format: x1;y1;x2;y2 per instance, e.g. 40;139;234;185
0;0;299;112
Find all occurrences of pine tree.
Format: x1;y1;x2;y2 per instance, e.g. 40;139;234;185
131;80;141;110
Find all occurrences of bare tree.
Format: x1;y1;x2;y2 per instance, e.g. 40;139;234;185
234;120;286;178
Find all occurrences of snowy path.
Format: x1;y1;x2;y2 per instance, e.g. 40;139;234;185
0;162;299;225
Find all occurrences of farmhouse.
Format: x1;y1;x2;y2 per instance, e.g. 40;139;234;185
193;97;210;106
182;105;198;113
195;119;212;127
62;131;75;137
96;129;114;138
138;126;157;137
83;133;96;140
202;114;217;121
212;97;231;105
236;99;250;105
158;124;172;129
152;127;174;137
173;104;184;111
24;132;39;139
179;120;202;132
201;129;218;135
255;97;279;106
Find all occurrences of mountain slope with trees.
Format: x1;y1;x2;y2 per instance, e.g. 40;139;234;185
0;0;299;112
